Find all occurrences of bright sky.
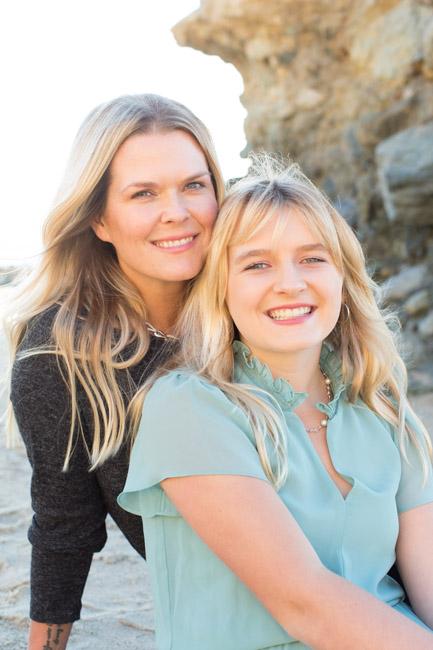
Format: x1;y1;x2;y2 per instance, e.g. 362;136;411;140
1;0;248;265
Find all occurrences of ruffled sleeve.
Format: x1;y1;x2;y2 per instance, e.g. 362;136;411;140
395;412;433;514
118;373;269;518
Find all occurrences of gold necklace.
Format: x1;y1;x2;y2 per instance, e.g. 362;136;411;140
145;321;179;341
304;369;333;433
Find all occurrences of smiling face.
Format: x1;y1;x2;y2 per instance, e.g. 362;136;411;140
92;130;218;300
226;208;343;372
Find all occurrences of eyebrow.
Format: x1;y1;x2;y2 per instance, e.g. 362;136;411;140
122;170;212;194
233;243;329;266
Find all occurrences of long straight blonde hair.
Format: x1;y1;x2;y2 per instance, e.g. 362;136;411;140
131;154;432;489
4;93;224;470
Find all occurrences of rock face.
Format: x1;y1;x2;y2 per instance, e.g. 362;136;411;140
174;0;433;393
375;123;433;226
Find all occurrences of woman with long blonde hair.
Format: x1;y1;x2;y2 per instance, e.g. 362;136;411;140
5;93;224;650
120;154;433;649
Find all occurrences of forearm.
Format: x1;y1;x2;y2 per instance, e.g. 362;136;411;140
412;598;433;632
281;565;433;650
28;621;72;650
396;503;433;632
30;546;94;623
408;575;433;632
163;474;433;650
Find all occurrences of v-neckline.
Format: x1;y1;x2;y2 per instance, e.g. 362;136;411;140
302;420;354;501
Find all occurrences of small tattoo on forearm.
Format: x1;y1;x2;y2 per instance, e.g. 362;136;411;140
43;623;65;649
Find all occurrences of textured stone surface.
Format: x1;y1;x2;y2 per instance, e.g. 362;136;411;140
425;17;433;76
381;264;429;303
418;310;433;338
375;123;433;225
174;0;433;390
403;289;430;316
174;0;433;240
348;0;429;81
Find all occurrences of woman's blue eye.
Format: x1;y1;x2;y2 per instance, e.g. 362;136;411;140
132;190;152;198
245;262;268;270
303;257;325;263
185;181;204;190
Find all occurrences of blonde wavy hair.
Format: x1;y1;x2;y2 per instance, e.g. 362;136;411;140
131;153;432;489
4;93;224;470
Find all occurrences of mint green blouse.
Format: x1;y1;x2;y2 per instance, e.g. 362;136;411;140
119;342;433;650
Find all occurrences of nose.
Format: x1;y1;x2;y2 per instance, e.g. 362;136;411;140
273;262;307;295
160;191;190;224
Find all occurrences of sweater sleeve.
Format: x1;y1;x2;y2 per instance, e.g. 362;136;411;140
10;315;108;623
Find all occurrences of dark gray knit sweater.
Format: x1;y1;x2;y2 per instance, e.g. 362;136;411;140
10;307;169;623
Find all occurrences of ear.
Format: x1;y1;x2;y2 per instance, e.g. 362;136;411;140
91;216;112;243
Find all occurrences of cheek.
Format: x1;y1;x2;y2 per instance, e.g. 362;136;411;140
104;224;150;256
225;277;241;323
327;274;344;317
226;278;255;330
115;217;156;244
225;280;235;316
200;198;219;232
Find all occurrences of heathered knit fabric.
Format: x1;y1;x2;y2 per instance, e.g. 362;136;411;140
11;307;168;622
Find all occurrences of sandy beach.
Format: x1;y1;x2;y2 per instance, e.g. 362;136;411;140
1;283;432;649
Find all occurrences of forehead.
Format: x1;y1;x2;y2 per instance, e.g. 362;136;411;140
227;208;339;272
110;130;207;181
230;207;320;249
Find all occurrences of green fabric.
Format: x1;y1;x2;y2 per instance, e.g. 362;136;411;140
119;343;433;649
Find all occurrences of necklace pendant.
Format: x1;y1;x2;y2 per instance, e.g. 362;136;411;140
145;321;179;341
321;419;328;427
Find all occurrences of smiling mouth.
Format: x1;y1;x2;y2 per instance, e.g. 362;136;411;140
153;236;195;248
268;306;313;320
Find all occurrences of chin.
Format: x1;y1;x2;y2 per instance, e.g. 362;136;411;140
177;264;205;281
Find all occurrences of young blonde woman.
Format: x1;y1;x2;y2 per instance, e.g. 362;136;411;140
5;93;224;650
119;155;433;649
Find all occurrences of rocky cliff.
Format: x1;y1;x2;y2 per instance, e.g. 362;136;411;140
174;0;433;393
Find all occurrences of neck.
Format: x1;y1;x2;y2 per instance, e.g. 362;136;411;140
263;347;330;413
244;343;324;395
142;283;186;334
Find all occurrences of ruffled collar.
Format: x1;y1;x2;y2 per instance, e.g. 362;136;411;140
233;340;345;417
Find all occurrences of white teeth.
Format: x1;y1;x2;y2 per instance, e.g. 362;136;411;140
268;306;312;320
155;236;194;248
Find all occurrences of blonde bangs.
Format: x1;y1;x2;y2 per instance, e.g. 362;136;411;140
221;167;347;277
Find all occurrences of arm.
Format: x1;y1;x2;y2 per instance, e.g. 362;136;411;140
396;501;433;629
162;474;433;650
11;330;107;645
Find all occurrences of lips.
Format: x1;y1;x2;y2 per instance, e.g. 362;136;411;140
153;235;196;248
268;306;313;320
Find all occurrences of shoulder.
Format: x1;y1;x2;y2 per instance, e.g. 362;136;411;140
148;371;232;409
124;371;266;497
144;371;251;431
17;303;61;351
151;370;214;391
11;305;66;399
